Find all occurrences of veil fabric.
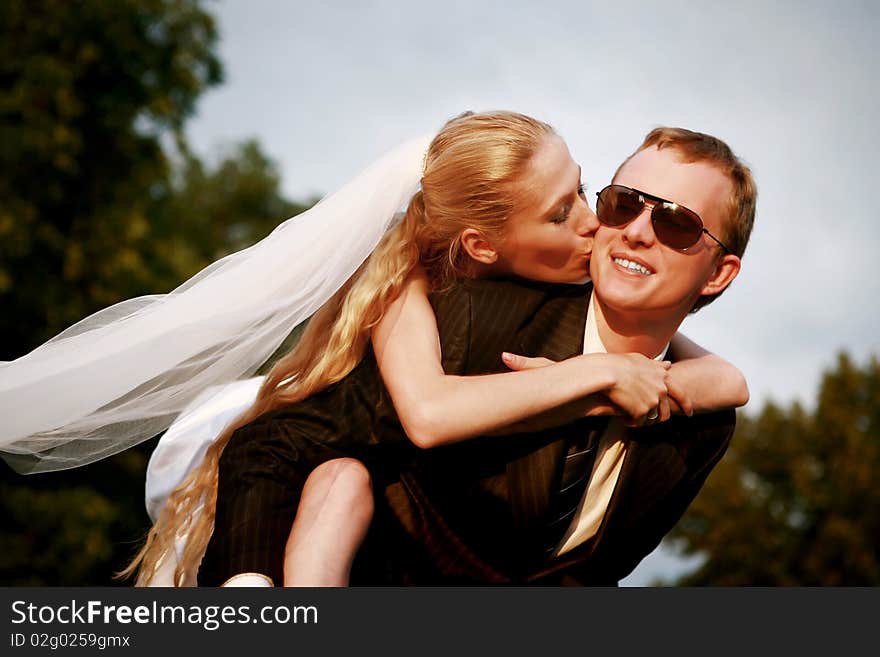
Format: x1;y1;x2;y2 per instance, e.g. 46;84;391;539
0;135;433;473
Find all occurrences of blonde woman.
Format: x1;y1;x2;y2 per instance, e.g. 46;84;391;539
127;111;748;587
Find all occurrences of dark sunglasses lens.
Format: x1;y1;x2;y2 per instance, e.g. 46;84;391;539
652;204;701;250
598;186;642;226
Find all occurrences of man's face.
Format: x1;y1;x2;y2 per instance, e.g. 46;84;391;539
590;145;740;319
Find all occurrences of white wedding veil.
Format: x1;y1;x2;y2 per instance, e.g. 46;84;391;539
0;134;433;474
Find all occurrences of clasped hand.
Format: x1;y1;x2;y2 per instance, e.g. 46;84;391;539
501;351;694;426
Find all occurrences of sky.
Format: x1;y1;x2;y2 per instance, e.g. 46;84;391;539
183;0;880;585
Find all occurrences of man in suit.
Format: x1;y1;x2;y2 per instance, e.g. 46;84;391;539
353;126;756;585
199;126;756;587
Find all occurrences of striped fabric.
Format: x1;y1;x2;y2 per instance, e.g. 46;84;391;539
541;429;602;555
370;279;736;585
199;277;736;587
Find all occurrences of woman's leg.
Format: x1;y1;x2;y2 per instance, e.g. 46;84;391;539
283;457;375;586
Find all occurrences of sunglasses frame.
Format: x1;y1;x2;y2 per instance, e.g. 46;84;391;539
595;184;732;254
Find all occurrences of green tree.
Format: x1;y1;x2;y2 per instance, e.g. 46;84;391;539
0;140;310;585
668;351;880;585
0;0;222;359
0;0;316;584
152;140;313;275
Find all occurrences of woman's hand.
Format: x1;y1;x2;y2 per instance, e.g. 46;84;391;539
502;351;672;427
591;353;672;426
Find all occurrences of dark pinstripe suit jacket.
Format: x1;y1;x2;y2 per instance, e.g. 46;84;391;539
354;278;736;586
200;277;734;586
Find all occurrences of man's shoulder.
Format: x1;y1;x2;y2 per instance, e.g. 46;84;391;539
427;277;593;373
429;277;592;309
635;406;737;471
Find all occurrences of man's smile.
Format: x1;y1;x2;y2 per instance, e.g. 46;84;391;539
611;254;655;276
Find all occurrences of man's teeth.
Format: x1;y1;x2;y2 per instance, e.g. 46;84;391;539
613;257;653;275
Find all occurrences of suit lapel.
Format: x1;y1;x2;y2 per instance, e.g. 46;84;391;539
506;439;564;532
503;283;593;536
588;431;688;549
517;431;688;581
488;280;691;567
541;425;693;574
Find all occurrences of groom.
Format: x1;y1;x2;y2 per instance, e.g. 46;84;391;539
350;126;756;585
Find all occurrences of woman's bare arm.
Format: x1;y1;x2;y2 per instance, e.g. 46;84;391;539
371;269;669;448
666;332;750;414
502;333;750;417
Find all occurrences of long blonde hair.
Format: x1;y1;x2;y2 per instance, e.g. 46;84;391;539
123;110;555;586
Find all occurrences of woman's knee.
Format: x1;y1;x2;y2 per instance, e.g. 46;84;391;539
310;458;374;515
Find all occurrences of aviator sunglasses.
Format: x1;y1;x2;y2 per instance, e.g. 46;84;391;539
595;184;732;253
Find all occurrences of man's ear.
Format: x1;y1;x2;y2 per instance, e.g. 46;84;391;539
460;228;499;265
700;253;741;297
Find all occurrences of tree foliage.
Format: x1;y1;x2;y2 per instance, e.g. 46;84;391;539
0;0;222;358
0;141;310;585
0;0;311;585
669;352;880;585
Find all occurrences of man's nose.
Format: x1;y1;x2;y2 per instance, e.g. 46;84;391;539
573;197;599;237
621;205;656;248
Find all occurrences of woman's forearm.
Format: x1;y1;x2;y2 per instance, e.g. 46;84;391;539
667;333;749;413
373;271;673;448
390;354;618;448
